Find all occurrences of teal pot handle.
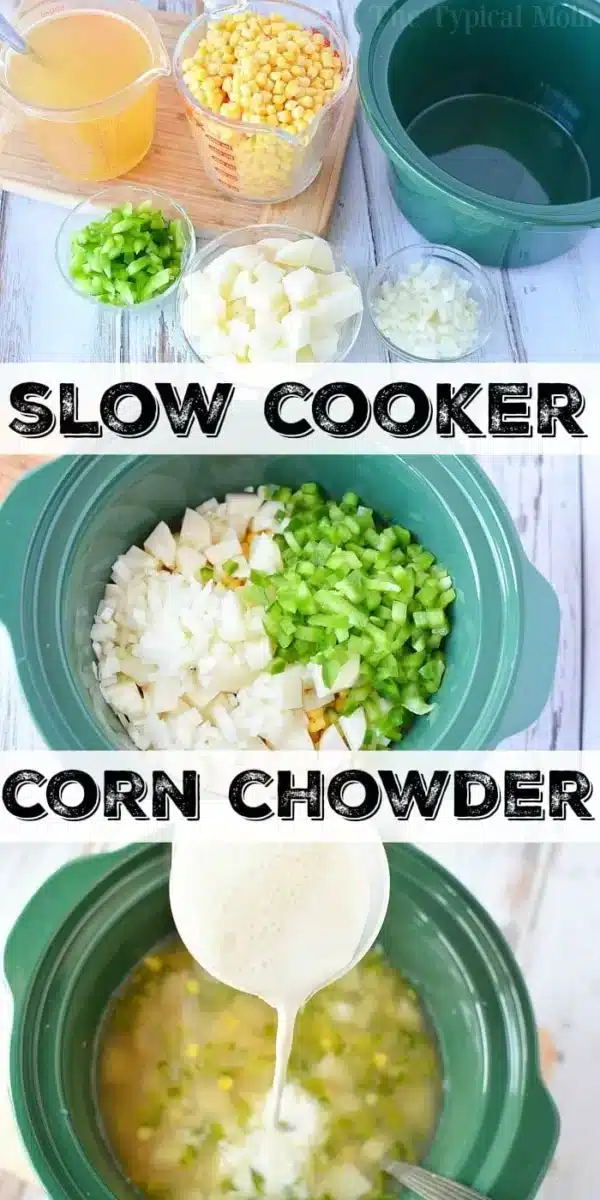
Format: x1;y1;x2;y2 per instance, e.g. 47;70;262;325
495;1080;559;1199
0;458;68;636
494;558;560;743
3;847;136;1004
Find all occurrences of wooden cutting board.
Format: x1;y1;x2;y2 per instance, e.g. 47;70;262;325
0;11;357;235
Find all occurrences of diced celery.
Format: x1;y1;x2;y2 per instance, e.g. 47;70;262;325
69;201;186;306
249;482;454;746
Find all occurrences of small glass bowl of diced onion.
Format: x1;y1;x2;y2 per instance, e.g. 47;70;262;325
366;244;497;362
178;224;363;365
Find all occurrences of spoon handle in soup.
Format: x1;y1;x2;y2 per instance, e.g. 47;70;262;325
385;1161;489;1200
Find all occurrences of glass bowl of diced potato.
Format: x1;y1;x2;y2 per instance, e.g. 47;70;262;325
177;223;364;365
173;0;353;203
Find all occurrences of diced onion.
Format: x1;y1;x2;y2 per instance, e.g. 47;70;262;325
371;259;480;360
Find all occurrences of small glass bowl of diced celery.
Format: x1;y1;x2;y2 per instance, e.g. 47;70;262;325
178;224;364;364
56;184;196;311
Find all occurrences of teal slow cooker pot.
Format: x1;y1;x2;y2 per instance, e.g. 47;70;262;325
0;454;559;749
356;0;600;267
4;843;559;1200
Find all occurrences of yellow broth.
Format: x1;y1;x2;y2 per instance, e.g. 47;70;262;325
7;12;157;181
98;942;440;1200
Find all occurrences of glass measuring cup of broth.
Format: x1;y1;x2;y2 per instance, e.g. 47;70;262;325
173;0;353;203
0;0;170;182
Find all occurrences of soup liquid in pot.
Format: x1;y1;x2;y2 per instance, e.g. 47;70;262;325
407;93;592;205
7;11;157;180
98;941;440;1200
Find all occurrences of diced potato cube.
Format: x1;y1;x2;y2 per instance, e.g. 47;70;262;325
248;533;282;574
311;284;363;326
180;508;212;551
144;521;176;568
175;544;206;579
275;236;336;274
282;266;319;307
103;679;144;718
281;309;312;353
149;677;182;714
205;534;242;565
230;268;253;301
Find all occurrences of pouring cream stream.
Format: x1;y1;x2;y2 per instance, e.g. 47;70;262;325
169;840;389;1127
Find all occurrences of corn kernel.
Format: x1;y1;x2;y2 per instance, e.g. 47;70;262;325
186;1043;200;1059
218;1075;234;1091
373;1052;388;1069
143;955;162;972
186;979;201;994
185;9;343;197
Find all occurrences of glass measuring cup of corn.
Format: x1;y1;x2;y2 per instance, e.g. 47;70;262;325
0;0;170;182
173;0;353;203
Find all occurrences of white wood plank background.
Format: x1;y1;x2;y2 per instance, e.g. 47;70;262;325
0;0;598;1195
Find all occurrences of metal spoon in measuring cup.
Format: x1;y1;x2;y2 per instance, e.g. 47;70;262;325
0;14;31;55
0;14;44;62
385;1160;489;1200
